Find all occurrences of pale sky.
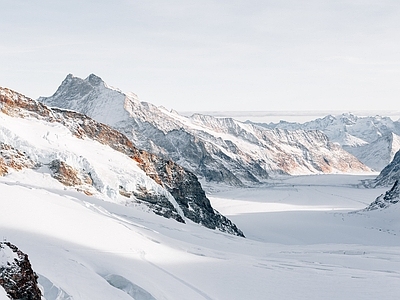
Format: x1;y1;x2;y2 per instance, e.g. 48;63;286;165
1;0;399;112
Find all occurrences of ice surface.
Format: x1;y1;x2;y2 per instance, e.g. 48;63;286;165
38;275;73;300
103;274;156;300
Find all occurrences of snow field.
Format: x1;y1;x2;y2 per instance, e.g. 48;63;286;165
2;170;400;299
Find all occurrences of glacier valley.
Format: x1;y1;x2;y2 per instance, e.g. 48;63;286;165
1;77;400;299
1;171;400;299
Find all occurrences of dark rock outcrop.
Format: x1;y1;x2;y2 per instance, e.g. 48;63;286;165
372;150;400;187
0;242;42;300
0;143;38;176
364;180;400;210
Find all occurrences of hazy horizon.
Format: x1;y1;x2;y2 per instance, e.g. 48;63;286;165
180;109;400;123
1;1;400;112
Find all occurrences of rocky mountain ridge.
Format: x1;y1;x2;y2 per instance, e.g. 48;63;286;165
39;74;371;186
0;86;244;237
364;180;400;211
259;113;400;171
371;150;400;188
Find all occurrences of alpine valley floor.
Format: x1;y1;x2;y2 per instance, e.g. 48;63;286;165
1;171;400;299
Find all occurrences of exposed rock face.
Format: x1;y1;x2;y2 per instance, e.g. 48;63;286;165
49;159;94;196
39;74;370;186
49;159;87;186
0;86;244;237
0;242;42;300
365;180;400;210
372;150;400;187
0;143;38;176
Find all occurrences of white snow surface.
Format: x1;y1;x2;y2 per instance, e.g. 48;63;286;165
0;243;19;267
2;170;400;299
0;287;8;300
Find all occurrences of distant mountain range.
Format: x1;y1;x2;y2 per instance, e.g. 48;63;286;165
39;74;371;186
256;114;400;171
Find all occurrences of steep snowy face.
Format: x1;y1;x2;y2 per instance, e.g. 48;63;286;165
0;87;244;237
38;74;132;127
372;150;400;187
262;113;400;171
39;74;370;185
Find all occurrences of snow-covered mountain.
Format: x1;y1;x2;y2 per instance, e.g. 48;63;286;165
0;86;243;237
39;74;371;186
259;113;400;171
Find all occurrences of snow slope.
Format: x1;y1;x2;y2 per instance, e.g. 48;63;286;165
2;171;400;299
0;288;8;300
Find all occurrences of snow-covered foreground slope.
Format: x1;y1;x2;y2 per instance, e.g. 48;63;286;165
2;172;400;299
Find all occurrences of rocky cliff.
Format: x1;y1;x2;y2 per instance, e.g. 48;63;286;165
0;242;42;300
371;150;400;188
364;180;400;210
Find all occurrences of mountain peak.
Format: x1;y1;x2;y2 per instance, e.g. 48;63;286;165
85;73;104;86
65;73;74;80
39;74;131;126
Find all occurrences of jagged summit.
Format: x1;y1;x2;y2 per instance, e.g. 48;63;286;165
86;73;104;86
39;74;131;127
63;73;105;86
1;86;244;237
39;74;371;186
